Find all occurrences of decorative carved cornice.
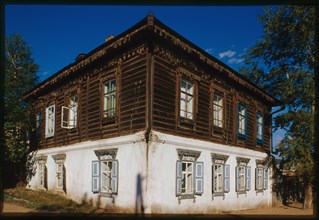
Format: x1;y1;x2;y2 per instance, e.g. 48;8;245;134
94;148;118;160
35;155;47;163
177;149;201;161
52;154;66;163
236;157;250;165
211;153;229;163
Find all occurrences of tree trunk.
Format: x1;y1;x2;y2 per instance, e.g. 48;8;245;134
303;184;313;209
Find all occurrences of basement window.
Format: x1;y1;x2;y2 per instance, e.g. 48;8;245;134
236;157;251;194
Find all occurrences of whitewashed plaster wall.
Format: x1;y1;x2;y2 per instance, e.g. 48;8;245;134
27;130;272;214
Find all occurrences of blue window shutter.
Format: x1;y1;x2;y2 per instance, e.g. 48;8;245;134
263;168;268;190
246;166;251;191
224;165;230;192
244;106;248;137
194;162;204;195
176;161;182;196
236;166;240;192
92;161;100;193
111;160;118;194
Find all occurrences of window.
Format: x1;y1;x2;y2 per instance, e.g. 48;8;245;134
45;105;55;137
176;149;203;198
255;167;263;190
92;149;119;196
92;159;118;195
180;79;194;120
255;162;268;191
236;159;251;193
176;161;203;197
103;80;116;118
52;154;66;191
213;93;223;128
256;113;264;144
62;94;78;129
36;156;47;190
212;154;230;196
237;104;247;138
35;112;42;137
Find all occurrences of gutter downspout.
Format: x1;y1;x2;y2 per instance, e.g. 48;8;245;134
145;14;154;144
144;14;154;214
269;105;285;155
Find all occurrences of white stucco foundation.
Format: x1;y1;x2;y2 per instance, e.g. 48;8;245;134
27;130;272;214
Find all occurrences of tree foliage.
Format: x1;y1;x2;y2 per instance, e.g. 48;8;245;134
240;5;315;207
4;34;39;164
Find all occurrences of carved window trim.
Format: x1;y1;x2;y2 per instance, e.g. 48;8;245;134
176;67;199;128
52;154;66;192
99;68;118;125
211;153;230;199
36;156;47;190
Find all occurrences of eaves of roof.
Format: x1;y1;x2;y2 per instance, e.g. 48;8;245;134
23;14;282;107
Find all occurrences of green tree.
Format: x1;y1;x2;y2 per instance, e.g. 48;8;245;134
4;34;39;186
240;5;315;209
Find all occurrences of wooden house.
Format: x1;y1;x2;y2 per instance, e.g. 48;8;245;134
24;14;282;214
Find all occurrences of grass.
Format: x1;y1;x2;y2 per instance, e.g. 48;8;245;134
4;187;96;213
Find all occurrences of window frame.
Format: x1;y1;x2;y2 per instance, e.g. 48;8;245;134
255;161;269;192
45;104;55;138
180;79;195;120
235;158;251;194
103;79;117;119
211;154;230;197
213;92;224;129
237;103;247;139
36;156;47;190
256;112;264;145
92;149;119;197
176;149;203;200
52;154;66;192
35;111;42;138
61;93;78;129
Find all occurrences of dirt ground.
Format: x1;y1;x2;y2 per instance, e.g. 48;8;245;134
1;201;315;217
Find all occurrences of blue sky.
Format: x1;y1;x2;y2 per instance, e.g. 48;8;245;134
5;4;283;148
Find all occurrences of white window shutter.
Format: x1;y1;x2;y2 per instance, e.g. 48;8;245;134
176;161;182;196
92;161;100;193
263;168;268;190
111;160;118;194
194;162;204;195
224;165;230;192
52;105;55;135
246;166;251;190
235;166;239;192
61;106;69;128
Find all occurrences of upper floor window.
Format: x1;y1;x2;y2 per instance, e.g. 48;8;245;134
237;104;247;138
256;113;264;144
180;79;194;120
62;94;78;129
103;80;116;118
213;93;223;128
45;105;55;138
35;112;42;137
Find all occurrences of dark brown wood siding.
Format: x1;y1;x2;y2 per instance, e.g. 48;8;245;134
33;45;148;149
